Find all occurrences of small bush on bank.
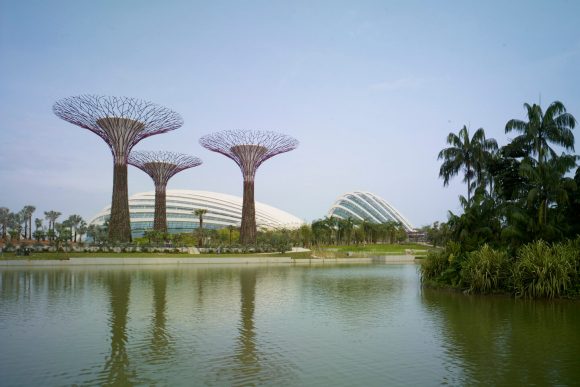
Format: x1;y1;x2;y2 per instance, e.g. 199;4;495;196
420;250;449;281
461;245;510;294
512;240;573;299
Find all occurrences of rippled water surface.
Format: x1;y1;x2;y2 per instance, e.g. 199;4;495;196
1;264;578;386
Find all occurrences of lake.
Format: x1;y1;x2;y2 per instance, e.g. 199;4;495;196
0;263;578;386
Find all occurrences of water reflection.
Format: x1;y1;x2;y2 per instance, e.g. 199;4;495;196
101;271;136;386
148;272;173;362
233;269;260;382
2;265;579;386
422;289;580;386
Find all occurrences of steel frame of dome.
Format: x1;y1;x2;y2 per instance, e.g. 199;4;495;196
327;191;415;232
89;189;304;237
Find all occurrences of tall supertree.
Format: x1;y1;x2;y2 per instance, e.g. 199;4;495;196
199;130;298;244
53;95;183;242
128;151;202;233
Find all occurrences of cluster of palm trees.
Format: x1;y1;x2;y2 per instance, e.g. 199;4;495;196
310;217;407;246
0;206;88;244
436;100;579;250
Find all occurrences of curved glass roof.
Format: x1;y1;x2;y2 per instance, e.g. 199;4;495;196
327;191;415;232
89;189;304;237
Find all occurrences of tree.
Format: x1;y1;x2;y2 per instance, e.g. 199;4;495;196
438;126;498;202
505;101;577;231
44;211;61;238
194;209;208;248
200;130;298;244
129;151;202;233
67;214;84;243
0;207;9;240
53;95;183;242
77;220;88;243
505;101;576;166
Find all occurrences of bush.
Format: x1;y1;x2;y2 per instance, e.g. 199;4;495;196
512;240;573;299
461;245;510;294
420;250;450;282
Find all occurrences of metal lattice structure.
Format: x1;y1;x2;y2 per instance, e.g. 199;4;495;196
129;151;202;232
53;95;183;242
199;130;298;244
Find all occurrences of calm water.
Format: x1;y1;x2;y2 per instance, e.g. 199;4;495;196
0;264;578;386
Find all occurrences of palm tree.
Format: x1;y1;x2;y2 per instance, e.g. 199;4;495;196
21;205;35;240
505;101;576;166
67;214;84;243
44;211;61;237
506;101;577;229
194;209;208;247
77;220;88;243
0;207;9;240
438;126;498;202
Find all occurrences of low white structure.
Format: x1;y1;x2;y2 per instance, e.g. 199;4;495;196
89;189;304;237
327;191;415;232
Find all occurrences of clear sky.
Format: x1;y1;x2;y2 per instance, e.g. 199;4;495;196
1;0;579;227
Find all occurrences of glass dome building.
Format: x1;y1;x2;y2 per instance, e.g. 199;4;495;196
89;189;304;237
327;191;415;232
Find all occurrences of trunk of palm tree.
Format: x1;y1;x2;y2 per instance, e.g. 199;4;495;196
240;179;256;245
109;163;132;242
198;216;204;248
154;184;167;233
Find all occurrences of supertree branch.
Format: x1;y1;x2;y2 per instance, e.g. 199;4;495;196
129;151;202;232
199;130;299;181
53;95;183;163
199;130;298;244
53;95;183;243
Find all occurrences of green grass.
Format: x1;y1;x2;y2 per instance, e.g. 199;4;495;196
324;243;430;253
0;250;314;261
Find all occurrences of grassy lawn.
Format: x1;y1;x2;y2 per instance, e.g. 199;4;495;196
0;250;315;261
322;243;430;253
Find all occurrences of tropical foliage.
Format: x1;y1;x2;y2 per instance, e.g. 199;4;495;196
422;100;580;298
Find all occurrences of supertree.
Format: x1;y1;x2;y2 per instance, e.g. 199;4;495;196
199;130;298;244
53;95;183;242
128;151;202;233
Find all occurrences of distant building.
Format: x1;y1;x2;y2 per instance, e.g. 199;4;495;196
89;189;304;238
327;191;415;232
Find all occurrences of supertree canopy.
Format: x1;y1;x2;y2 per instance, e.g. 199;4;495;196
129;151;202;233
199;130;298;244
53;95;183;242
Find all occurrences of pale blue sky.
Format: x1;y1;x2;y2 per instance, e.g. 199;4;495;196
1;0;579;227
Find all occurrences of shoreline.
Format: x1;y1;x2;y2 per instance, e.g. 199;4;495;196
0;255;416;266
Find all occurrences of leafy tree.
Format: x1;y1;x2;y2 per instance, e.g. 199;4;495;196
194;209;208;247
0;207;9;239
505;101;576;166
438;126;498;202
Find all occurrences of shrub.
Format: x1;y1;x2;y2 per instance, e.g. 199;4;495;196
420;250;450;282
513;240;573;299
461;244;510;294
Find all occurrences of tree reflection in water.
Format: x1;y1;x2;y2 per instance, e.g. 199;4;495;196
234;268;260;378
148;271;173;362
102;271;136;386
421;288;580;386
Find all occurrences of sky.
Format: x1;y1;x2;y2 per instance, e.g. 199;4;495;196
1;0;579;228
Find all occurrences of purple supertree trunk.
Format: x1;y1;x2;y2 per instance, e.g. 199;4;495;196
53;96;183;242
199;130;298;245
129;151;202;234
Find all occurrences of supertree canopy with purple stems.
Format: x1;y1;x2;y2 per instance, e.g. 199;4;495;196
199;130;298;244
53;95;183;242
129;151;202;233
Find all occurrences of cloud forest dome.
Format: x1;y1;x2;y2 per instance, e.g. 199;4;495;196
327;191;415;232
89;190;304;237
